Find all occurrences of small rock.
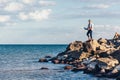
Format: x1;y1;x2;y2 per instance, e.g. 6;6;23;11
64;65;73;70
52;59;60;64
40;67;49;70
39;58;48;62
45;55;52;58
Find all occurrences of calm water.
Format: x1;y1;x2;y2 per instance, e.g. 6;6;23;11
0;45;115;80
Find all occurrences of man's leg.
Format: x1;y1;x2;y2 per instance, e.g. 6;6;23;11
90;30;93;39
87;30;90;39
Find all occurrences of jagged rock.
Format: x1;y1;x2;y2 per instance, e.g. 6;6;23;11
79;52;91;61
83;39;100;52
82;57;96;65
66;41;83;52
110;50;120;62
98;38;107;44
98;51;110;58
39;32;120;79
97;58;119;69
113;32;120;40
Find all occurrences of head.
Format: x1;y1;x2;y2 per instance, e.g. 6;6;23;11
88;19;91;23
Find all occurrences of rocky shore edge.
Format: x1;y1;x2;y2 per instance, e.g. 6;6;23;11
39;32;120;80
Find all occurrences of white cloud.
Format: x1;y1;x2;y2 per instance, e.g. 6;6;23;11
0;15;10;22
4;2;24;11
39;1;56;6
84;4;110;9
6;22;17;26
18;12;29;20
18;9;52;21
29;9;52;21
0;0;9;3
22;0;35;4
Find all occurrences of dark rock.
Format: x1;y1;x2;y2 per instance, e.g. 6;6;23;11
116;76;120;80
110;50;120;62
45;55;52;58
40;67;49;70
97;58;119;69
52;59;60;64
98;52;110;58
72;64;86;72
39;58;48;62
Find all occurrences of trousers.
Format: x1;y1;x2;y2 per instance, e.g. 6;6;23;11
87;30;92;39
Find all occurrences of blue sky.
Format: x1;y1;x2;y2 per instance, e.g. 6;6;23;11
0;0;120;44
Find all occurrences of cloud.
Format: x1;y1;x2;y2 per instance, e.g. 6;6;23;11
72;0;120;4
39;1;56;6
0;0;9;3
84;4;110;9
22;0;35;4
18;9;52;21
18;12;29;20
4;2;24;12
93;25;120;39
0;15;10;22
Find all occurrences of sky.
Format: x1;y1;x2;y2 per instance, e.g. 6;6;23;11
0;0;120;44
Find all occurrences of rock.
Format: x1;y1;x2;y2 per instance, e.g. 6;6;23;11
64;65;73;70
116;76;120;80
99;45;107;51
113;32;120;41
72;64;86;72
83;39;100;52
45;55;52;58
79;52;91;61
98;38;107;44
66;41;83;52
40;67;49;70
52;59;60;64
98;51;110;58
97;58;119;69
110;50;120;62
39;58;48;62
38;32;120;79
67;51;83;60
106;68;120;78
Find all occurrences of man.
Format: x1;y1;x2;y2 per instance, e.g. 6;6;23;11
86;19;94;40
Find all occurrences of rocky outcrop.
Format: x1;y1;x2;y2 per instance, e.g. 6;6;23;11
39;32;120;79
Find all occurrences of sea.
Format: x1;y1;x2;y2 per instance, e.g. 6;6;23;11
0;45;115;80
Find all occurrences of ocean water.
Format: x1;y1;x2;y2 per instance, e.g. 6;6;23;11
0;45;115;80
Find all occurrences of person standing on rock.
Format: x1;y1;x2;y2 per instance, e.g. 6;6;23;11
86;19;94;40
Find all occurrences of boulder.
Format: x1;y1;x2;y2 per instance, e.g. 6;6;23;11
83;39;100;52
79;52;91;61
97;58;119;69
110;50;120;62
98;38;107;44
113;32;120;41
66;41;83;52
